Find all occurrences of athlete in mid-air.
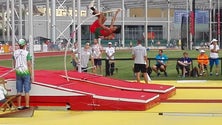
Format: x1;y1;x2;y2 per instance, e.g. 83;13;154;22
89;5;121;40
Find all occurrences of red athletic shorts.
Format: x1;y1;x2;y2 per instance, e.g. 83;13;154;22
90;20;100;33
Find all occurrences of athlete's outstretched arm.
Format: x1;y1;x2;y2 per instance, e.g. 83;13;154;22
110;9;121;27
98;12;109;30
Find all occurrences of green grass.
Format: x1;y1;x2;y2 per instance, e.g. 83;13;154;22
0;49;221;80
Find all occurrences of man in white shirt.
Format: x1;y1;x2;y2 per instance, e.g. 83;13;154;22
209;39;220;76
80;43;95;72
105;42;115;76
132;40;149;84
92;39;103;74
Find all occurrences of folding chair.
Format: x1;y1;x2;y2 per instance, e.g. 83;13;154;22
198;64;208;76
0;77;19;112
176;59;193;77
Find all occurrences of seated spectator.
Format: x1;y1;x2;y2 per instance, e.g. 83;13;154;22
0;85;7;103
177;52;192;77
197;50;209;76
152;49;168;77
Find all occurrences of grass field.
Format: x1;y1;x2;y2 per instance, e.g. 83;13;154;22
0;49;221;80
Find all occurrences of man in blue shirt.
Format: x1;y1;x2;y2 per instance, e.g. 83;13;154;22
152;49;168;77
177;52;192;77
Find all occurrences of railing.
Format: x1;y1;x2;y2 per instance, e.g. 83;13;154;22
104;57;222;76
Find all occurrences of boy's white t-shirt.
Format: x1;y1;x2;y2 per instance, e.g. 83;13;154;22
13;49;32;76
0;86;7;101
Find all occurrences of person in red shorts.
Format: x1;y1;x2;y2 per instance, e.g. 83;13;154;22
90;7;121;40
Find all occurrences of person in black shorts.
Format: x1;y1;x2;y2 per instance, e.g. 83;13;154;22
132;40;149;84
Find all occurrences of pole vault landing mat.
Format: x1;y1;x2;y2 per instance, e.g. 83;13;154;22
32;70;160;110
62;71;176;100
0;66;176;111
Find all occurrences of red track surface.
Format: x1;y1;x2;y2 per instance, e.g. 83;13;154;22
0;51;70;60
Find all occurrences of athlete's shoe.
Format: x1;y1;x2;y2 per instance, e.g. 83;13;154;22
89;0;95;11
91;7;96;15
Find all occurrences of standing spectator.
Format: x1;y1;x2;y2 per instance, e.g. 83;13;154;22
79;43;95;72
177;52;192;78
152;49;168;77
209;39;219;76
132;40;149;84
114;42;118;50
197;50;209;76
105;42;115;76
92;39;103;74
13;39;33;110
71;42;78;71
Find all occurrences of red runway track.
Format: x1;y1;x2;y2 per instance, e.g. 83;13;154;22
0;51;70;60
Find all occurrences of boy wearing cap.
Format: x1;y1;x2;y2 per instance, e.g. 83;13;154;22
197;50;209;76
13;39;32;110
177;52;192;78
105;42;115;76
209;39;219;76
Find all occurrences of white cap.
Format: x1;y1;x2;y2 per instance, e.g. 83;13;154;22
108;42;112;45
200;50;205;53
211;39;218;44
18;39;26;46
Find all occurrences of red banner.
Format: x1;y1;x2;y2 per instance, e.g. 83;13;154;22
189;11;195;35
